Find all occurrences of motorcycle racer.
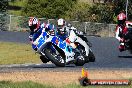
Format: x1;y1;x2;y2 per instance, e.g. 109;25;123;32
57;18;90;58
28;17;58;63
28;17;42;50
115;11;127;51
28;17;55;50
28;17;95;65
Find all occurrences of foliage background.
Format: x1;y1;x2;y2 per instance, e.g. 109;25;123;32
6;0;132;24
0;0;8;30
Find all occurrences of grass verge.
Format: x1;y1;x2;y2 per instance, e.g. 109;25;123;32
0;81;54;88
65;83;132;88
0;42;41;65
0;81;131;88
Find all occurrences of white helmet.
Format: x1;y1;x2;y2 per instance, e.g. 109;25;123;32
57;18;65;26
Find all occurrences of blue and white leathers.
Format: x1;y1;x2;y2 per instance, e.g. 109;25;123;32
33;30;75;63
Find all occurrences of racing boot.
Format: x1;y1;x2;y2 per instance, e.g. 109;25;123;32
119;38;125;52
119;44;125;52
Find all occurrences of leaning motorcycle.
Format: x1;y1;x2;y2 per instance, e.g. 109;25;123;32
32;29;95;67
123;22;132;53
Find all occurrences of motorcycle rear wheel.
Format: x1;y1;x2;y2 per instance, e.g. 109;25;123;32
75;55;85;66
88;50;95;62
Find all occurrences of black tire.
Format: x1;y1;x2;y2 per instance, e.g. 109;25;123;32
84;56;89;63
89;50;95;62
40;55;49;63
44;48;65;67
75;56;85;66
126;41;132;54
129;50;132;54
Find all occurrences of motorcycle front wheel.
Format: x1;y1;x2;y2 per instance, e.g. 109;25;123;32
44;48;65;67
40;55;49;63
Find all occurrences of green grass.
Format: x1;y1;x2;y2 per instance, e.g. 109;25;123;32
0;81;54;88
0;42;41;65
65;83;132;88
0;81;131;88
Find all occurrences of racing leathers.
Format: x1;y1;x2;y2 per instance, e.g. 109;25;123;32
29;25;45;51
115;12;127;51
58;25;90;57
29;22;49;50
115;22;128;52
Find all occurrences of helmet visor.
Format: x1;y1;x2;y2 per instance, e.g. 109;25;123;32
29;24;37;31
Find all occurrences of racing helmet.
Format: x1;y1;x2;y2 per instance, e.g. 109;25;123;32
117;13;126;21
57;18;67;35
117;10;126;26
57;18;66;28
45;24;56;35
28;17;40;32
117;10;126;20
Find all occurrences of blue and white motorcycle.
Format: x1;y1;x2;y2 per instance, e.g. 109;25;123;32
32;29;95;67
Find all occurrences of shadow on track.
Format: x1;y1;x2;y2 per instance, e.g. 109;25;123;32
7;64;78;69
118;56;132;58
0;64;84;72
32;64;77;68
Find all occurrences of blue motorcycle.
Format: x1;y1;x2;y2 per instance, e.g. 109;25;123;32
31;28;95;67
31;29;76;66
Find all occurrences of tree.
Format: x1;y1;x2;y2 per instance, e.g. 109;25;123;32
97;4;114;23
0;0;8;13
65;2;115;23
65;3;90;22
113;0;132;21
22;0;77;18
0;0;8;31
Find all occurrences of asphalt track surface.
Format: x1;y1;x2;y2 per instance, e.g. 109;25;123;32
0;31;132;71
